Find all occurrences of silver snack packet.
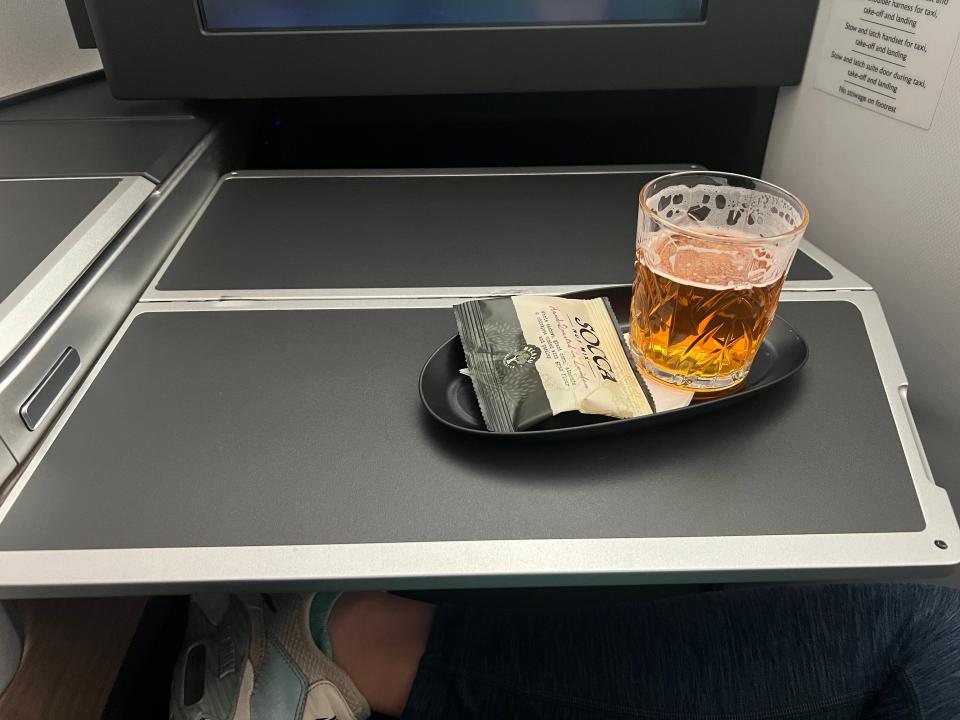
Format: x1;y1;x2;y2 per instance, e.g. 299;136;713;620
453;296;655;432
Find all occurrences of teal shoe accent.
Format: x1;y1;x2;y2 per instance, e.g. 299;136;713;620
308;592;342;657
251;641;307;720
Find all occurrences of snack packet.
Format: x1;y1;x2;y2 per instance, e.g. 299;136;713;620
453;296;655;432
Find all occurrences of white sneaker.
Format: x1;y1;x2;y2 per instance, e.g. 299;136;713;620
170;593;370;720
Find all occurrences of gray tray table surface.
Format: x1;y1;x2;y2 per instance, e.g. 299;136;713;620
0;292;954;595
0;79;195;121
0;119;211;184
146;170;865;300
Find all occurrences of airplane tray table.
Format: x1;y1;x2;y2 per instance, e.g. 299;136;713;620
144;167;867;302
0;292;955;596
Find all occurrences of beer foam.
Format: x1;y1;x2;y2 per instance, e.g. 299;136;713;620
648;183;800;239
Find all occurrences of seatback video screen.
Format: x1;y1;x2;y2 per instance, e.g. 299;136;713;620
201;0;706;31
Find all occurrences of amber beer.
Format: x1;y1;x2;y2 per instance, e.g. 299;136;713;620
630;172;808;391
630;234;785;388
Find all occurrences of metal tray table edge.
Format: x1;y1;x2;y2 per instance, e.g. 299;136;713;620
0;176;156;367
0;124;229;465
0;290;953;597
789;240;870;292
140;167;869;303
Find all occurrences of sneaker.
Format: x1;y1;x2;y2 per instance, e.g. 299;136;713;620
170;593;370;720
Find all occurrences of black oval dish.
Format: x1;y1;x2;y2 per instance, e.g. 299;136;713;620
419;285;808;438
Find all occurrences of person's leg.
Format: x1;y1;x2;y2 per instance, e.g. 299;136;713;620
328;584;960;720
328;592;436;718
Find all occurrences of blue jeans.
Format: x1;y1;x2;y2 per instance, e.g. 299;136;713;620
404;584;960;719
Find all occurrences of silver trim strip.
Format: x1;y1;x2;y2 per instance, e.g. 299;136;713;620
141;168;870;302
0;291;954;594
0;438;14;485
0;176;156;365
899;386;935;484
220;165;703;178
0;176;128;182
791;239;871;292
144;285;617;302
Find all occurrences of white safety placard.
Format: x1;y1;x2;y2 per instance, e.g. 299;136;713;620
815;0;960;128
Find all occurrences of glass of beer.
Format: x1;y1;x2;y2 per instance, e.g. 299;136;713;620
630;172;808;391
